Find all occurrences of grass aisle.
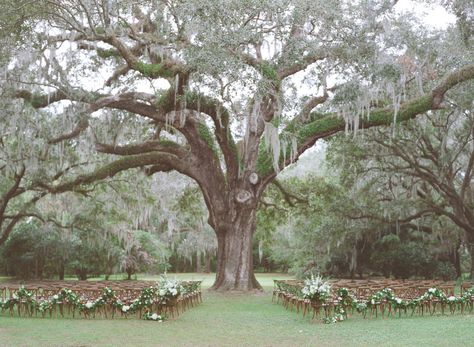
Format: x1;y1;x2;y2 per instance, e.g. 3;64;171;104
1;274;474;347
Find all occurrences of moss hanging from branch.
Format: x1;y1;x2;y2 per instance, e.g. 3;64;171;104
257;94;436;177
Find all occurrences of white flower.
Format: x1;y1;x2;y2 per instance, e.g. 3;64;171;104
151;313;159;320
122;305;130;312
53;295;59;300
428;288;436;294
396;298;402;304
448;296;456;302
85;301;93;309
371;299;375;305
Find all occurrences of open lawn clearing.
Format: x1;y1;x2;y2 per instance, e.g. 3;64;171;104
1;274;474;347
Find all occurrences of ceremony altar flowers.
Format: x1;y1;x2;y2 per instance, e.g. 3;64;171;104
156;277;184;304
301;274;331;302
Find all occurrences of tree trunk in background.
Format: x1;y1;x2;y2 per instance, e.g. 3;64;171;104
211;208;262;291
451;241;462;279
58;262;65;280
205;252;211;273
76;269;87;281
196;252;202;273
470;242;474;280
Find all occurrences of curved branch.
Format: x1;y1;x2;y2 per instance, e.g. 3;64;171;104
95;140;189;158
39;152;183;194
177;92;239;183
277;51;327;79
258;63;474;189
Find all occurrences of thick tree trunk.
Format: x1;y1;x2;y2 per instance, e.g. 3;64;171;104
210;208;262;291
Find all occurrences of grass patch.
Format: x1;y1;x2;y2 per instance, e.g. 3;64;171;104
1;273;473;346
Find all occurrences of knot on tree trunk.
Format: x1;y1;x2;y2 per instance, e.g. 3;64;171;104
235;189;253;204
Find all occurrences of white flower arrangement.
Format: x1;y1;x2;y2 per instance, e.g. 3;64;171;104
301;274;331;302
121;305;130;313
156;277;183;299
144;312;164;322
85;301;94;309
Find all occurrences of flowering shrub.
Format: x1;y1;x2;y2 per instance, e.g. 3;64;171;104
301;275;331;302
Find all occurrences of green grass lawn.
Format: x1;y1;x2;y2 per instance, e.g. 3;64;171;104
1;273;473;347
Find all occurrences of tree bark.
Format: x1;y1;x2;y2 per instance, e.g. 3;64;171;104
196;252;202;273
58;262;65;281
210;208;262;291
205;252;211;273
450;240;462;279
470;242;474;280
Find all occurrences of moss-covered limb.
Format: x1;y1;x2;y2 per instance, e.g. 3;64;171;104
43;152;180;194
97;48;120;59
257;94;436;177
133;60;189;79
77;43;120;59
432;64;474;104
258;61;474;179
14;89;105;109
95;139;188;157
14;90;67;108
157;90;240;182
197;122;219;158
277;51;328;79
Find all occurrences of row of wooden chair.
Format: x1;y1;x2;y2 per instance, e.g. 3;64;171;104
0;280;201;300
273;279;474;321
0;281;202;319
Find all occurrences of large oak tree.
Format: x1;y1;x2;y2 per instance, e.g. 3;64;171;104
1;0;473;290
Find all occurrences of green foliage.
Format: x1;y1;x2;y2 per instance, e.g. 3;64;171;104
370;235;437;279
133;62;176;78
433;262;457;281
96;48;119;59
197;122;219;157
